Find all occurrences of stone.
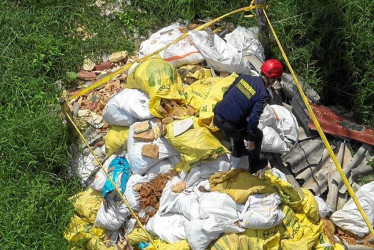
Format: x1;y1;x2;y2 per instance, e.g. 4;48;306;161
133;129;156;142
77;70;96;81
109;51;128;63
171;181;186;193
78;109;91;117
187;23;199;30
141;144;159;159
133;121;151;134
94;61;112;71
83;58;96;71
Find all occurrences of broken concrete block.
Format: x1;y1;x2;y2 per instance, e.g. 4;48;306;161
109;51;128;63
78;70;96;81
141;144;159;159
171;181;186;193
162;117;174;124
171;106;185;117
133;121;151;134
94;61;112;71
133;129;156;142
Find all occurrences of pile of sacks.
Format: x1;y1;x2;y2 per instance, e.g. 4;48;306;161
64;23;336;250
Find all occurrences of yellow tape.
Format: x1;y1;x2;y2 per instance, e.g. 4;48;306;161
262;8;374;236
63;111;157;248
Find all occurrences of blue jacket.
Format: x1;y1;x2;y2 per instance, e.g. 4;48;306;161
214;75;269;134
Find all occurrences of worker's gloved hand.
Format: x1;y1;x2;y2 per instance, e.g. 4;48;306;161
246;141;255;151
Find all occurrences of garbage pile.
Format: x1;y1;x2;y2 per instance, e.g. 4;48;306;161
63;22;374;250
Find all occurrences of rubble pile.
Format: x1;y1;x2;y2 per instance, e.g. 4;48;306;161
63;22;374;250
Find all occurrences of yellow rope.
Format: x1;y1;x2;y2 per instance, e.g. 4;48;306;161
262;8;374;236
63;111;157;248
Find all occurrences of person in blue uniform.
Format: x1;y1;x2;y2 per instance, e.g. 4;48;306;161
213;59;284;173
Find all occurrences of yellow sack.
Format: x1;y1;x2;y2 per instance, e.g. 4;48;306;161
178;65;212;83
103;125;129;156
127;228;155;246
198;73;238;131
262;170;303;208
145;239;190;250
262;170;320;223
164;117;229;173
209;169;275;204
211;226;282;250
86;237;116;250
315;233;334;250
64;215;105;245
183;77;216;111
73;188;103;224
281;205;323;250
125;58;185;118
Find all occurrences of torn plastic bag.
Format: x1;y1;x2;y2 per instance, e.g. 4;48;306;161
188;30;251;75
239;193;285;229
180;155;231;188
185;216;244;250
159;177;200;220
127;120;180;175
101;156;131;199
103;88;153;126
330;181;374;237
145;211;188;243
224;26;265;61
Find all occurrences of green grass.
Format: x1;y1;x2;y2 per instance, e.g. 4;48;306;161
0;0;150;248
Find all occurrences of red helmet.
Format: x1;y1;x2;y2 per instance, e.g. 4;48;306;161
261;59;284;80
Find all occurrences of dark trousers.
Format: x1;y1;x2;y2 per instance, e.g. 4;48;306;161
213;114;263;172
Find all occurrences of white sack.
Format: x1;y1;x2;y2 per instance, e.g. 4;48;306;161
72;149;97;185
272;105;299;147
258;105;276;130
146;211;188;243
239;193;284;229
224;26;265;61
185;216;244;250
90;154;117;191
181;155;231;188
124;174;148;211
127;121;180;175
189;30;251;74
138;23;203;67
95;197;129;230
315;196;333;218
143;159;174;181
139;23;182;58
331;181;374;237
103;89;153;126
261;126;289;153
159;177;200;220
199;192;240;220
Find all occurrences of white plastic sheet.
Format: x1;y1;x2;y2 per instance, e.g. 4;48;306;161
331;181;374;237
189;30;251;74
